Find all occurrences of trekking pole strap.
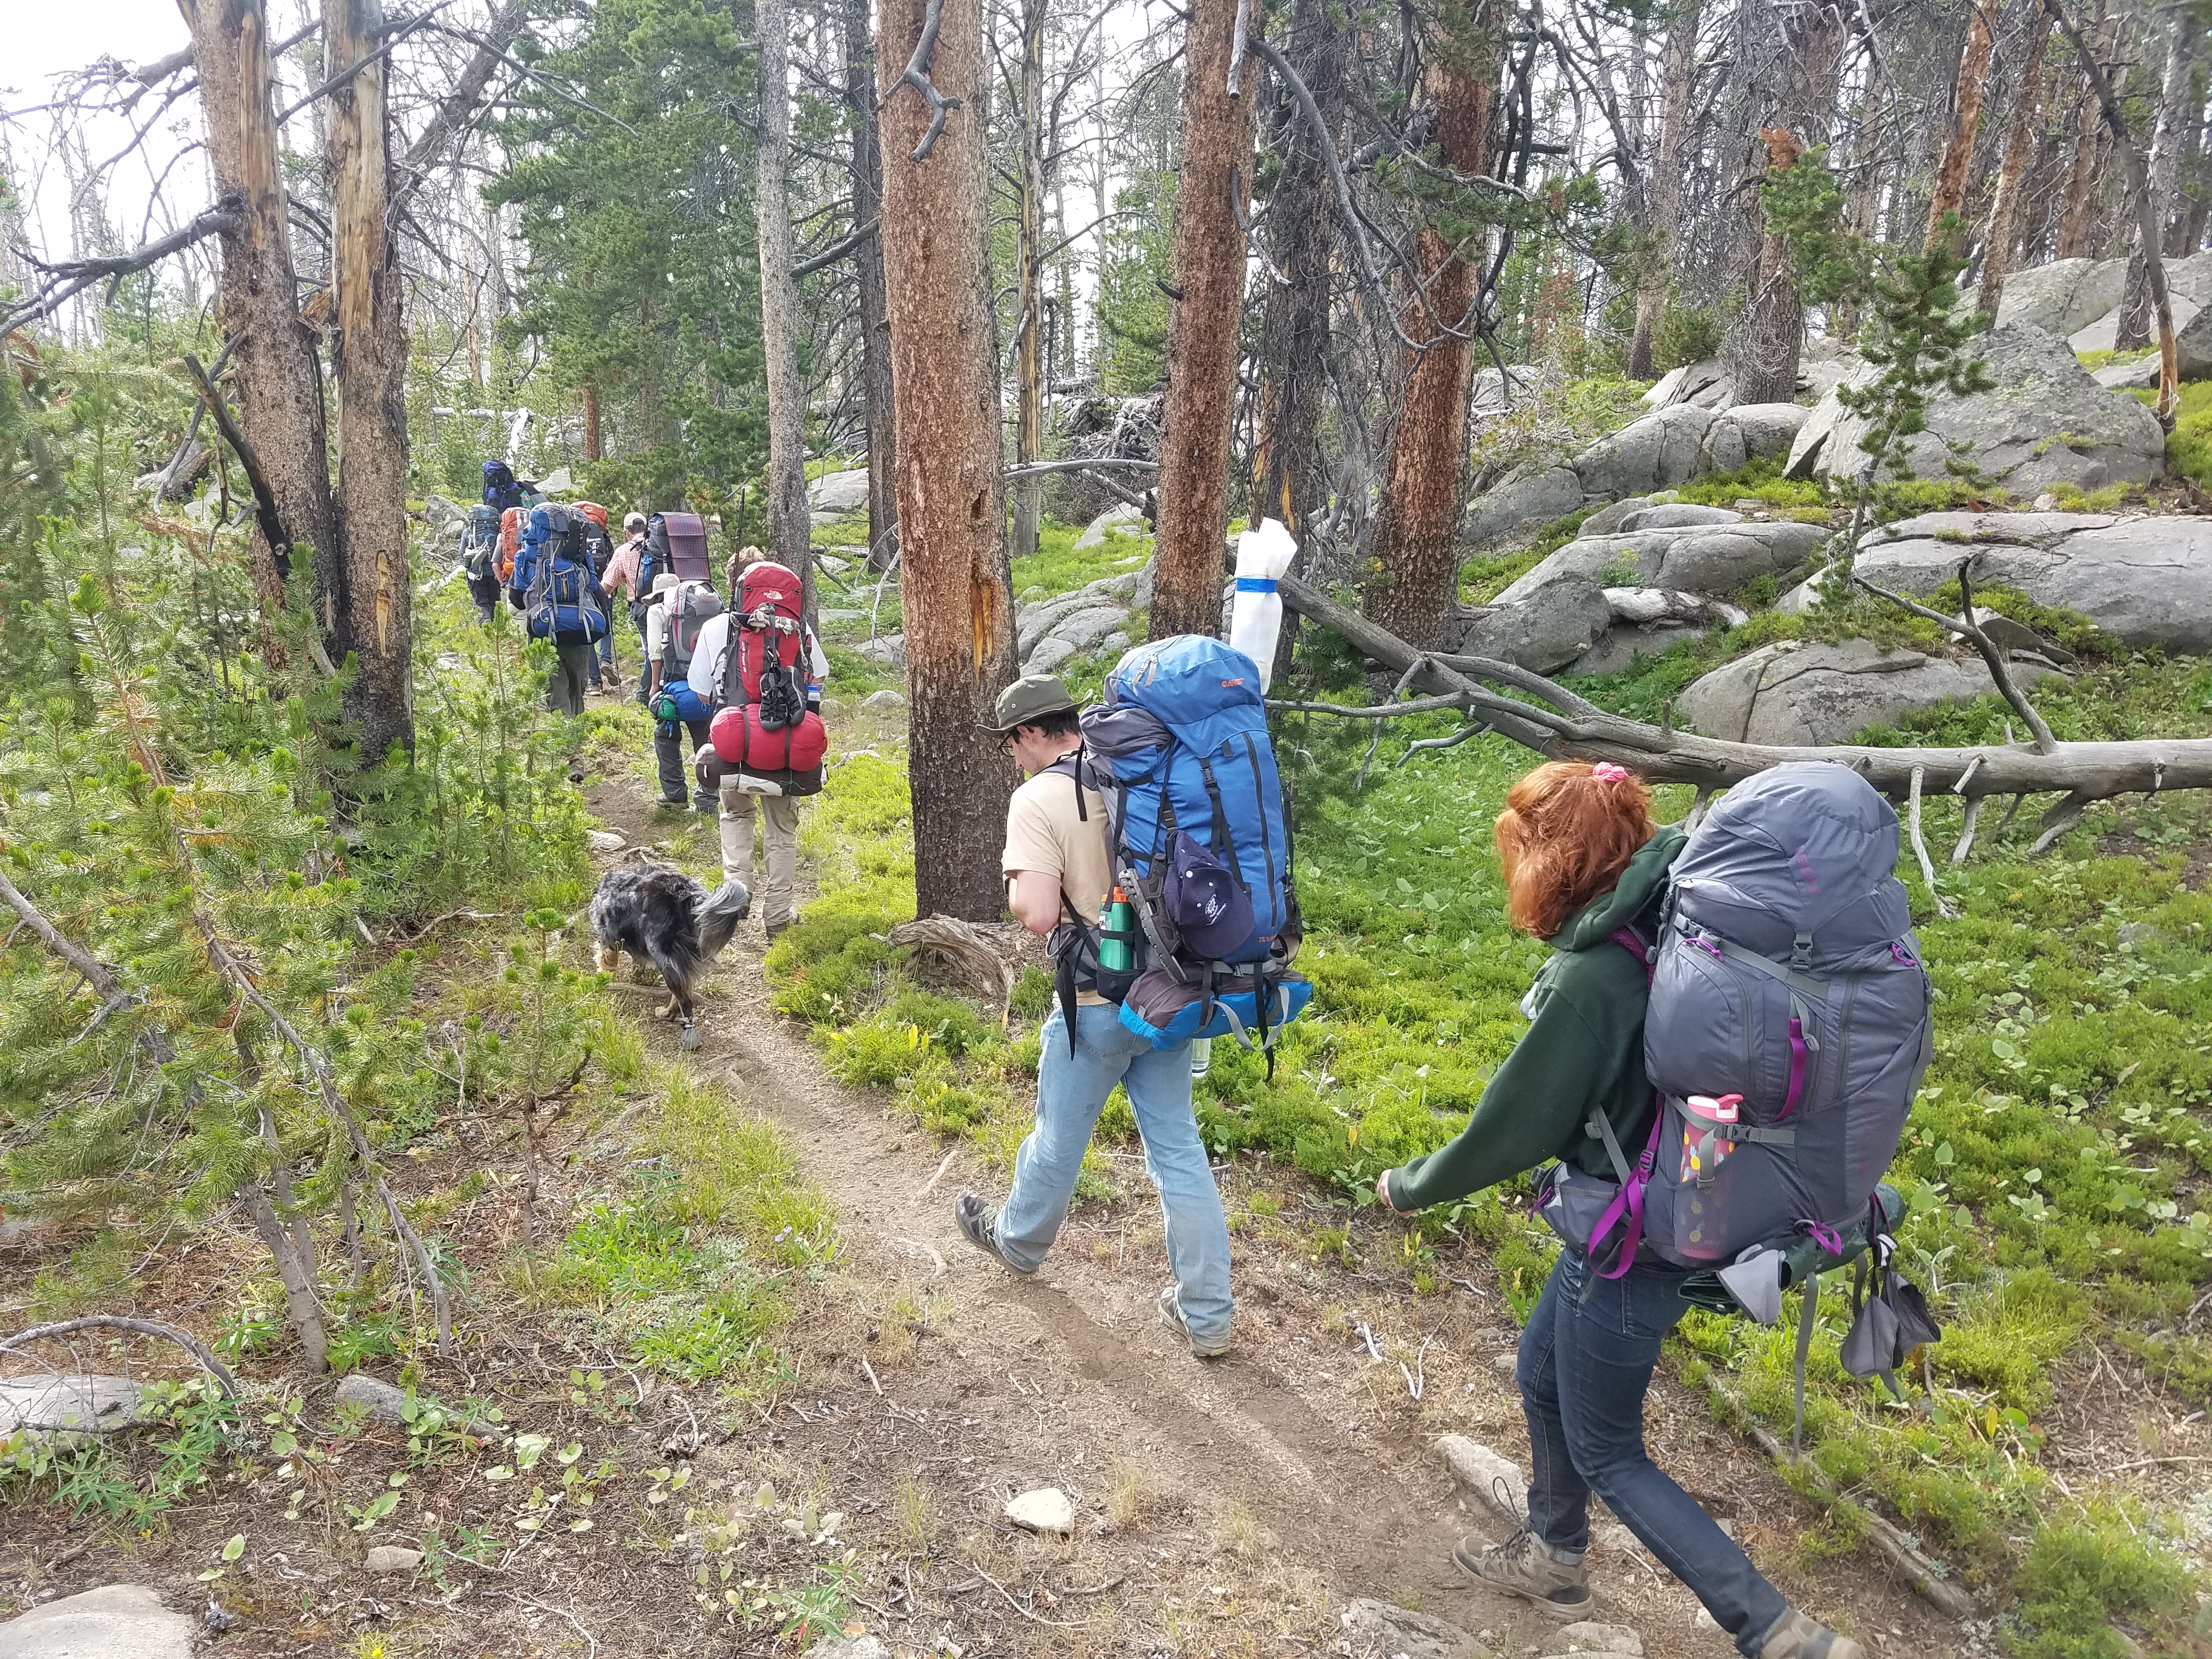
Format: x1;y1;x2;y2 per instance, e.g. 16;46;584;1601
1792;1274;1820;1459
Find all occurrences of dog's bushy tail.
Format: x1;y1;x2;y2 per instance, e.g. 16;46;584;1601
695;878;752;961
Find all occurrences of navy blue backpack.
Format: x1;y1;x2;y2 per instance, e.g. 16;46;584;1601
482;459;523;512
1075;636;1310;1057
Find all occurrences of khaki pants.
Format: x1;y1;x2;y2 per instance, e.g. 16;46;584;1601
719;788;803;930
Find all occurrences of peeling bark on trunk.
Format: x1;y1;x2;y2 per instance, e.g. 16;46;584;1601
878;0;1020;921
1629;0;1699;381
759;0;815;618
1977;18;2050;323
182;0;337;637
1010;0;1047;561
1149;0;1262;642
2054;15;2111;259
1362;33;1496;653
840;0;898;569
326;0;414;763
1925;0;1996;250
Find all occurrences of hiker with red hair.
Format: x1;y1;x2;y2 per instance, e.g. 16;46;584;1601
1376;760;1866;1659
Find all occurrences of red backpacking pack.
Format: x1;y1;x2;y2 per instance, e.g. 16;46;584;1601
708;561;827;792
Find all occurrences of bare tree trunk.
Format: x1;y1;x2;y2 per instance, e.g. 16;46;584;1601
1362;26;1497;652
840;0;898;569
879;0;1020;921
1977;18;2051;322
396;0;529;189
1253;0;1342;539
2054;13;2110;259
583;385;602;461
182;0;338;636
1149;0;1263;641
1011;0;1047;560
241;1183;330;1373
326;0;414;763
1925;0;1997;250
1629;0;1699;380
759;0;814;614
1721;0;1844;405
2114;13;2199;348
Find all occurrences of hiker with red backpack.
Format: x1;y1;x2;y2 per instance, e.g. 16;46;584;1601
684;554;828;940
1373;760;1934;1659
644;572;723;813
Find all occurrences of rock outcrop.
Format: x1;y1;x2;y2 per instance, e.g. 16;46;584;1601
1813;510;2212;653
1677;637;2057;746
806;467;871;515
1786;325;2168;492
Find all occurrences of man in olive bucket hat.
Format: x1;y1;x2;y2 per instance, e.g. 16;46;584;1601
950;674;1234;1358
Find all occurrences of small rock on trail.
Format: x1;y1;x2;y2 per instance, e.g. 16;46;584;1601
1004;1485;1076;1534
363;1545;423;1573
1341;1596;1496;1658
1553;1620;1645;1655
0;1585;193;1659
587;829;626;853
1436;1435;1529;1523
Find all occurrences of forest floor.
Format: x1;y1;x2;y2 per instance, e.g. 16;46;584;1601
0;710;1962;1659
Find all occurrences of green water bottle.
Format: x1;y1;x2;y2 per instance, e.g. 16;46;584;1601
1099;885;1135;972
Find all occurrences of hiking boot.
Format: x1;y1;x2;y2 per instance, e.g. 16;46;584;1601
952;1193;1034;1277
1758;1611;1865;1659
1156;1285;1231;1358
1453;1527;1592;1621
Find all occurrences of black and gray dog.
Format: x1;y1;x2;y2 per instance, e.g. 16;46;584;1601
588;862;752;1049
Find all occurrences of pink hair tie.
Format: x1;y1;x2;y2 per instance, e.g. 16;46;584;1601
1590;763;1631;783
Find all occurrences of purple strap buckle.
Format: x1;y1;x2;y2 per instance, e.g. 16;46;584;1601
1802;1220;1843;1259
1588;1102;1665;1280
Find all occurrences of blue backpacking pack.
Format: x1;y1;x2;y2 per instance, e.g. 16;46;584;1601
1077;636;1308;1055
511;505;606;641
482;460;522;512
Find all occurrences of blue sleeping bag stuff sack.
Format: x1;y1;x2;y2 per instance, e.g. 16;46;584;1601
1079;635;1308;1060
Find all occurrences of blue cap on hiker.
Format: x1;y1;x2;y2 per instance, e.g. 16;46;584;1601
1164;831;1260;962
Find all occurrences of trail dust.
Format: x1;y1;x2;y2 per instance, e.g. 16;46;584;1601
596;756;1966;1659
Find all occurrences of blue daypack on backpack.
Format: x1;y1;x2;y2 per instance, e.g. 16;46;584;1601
510;505;607;641
482;459;523;512
1074;636;1309;1057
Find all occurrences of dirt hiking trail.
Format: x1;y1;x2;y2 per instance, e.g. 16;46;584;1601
594;761;1967;1659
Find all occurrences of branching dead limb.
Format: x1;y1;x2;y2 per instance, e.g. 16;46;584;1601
0;1316;241;1400
792;218;879;278
0;204;241;337
882;0;962;162
1228;163;1288;286
1276;573;2212;839
1855;558;2057;753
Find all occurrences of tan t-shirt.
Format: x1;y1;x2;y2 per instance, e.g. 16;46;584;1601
1002;761;1113;1004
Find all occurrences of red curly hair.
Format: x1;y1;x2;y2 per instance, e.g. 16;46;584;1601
1494;761;1659;940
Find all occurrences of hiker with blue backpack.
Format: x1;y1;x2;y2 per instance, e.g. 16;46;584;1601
508;503;609;780
953;642;1312;1361
1375;759;1936;1659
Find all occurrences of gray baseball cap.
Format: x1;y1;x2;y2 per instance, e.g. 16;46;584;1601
983;673;1078;733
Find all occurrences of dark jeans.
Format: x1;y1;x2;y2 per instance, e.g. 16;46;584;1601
548;633;595;719
592;592;618;676
1517;1250;1788;1656
631;605;654;706
465;568;501;624
654;714;715;809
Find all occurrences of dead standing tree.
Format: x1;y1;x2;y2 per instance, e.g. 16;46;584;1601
879;0;1022;920
1148;0;1263;641
179;0;340;634
326;0;415;764
760;0;816;614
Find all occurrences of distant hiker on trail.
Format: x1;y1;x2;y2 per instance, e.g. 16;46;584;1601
687;554;827;942
1374;760;1928;1659
599;512;654;704
645;573;721;814
951;673;1236;1360
508;502;608;781
573;501;619;693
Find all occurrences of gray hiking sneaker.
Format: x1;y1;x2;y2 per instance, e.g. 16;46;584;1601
951;1192;1035;1277
1453;1527;1592;1621
1758;1611;1865;1659
1156;1285;1232;1358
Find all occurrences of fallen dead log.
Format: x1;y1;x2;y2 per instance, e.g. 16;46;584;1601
1276;573;2212;823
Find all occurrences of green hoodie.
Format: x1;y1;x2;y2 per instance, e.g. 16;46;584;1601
1382;824;1686;1213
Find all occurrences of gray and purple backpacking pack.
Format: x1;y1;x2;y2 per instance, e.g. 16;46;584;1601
1554;761;1934;1282
1641;760;1932;1265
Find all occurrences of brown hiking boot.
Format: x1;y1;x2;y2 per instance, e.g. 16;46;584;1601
1452;1527;1592;1621
1758;1610;1866;1659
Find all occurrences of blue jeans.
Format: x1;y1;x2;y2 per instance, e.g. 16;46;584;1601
1517;1250;1788;1656
994;1004;1233;1344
